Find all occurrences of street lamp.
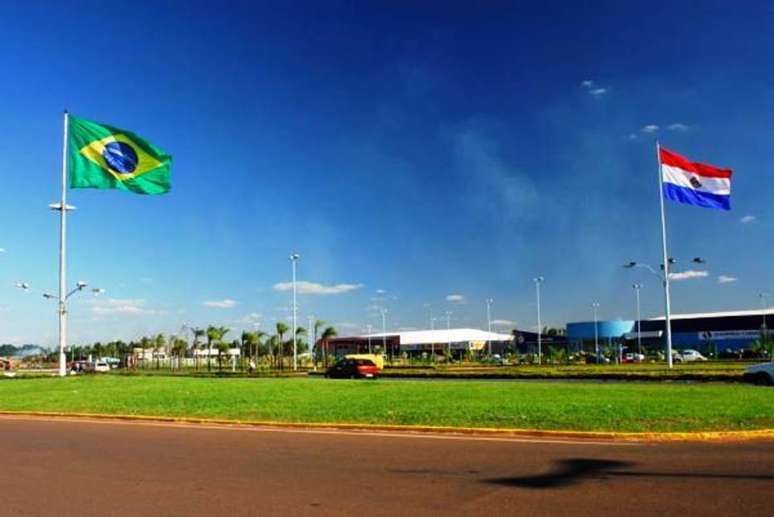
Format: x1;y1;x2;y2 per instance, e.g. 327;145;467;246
533;277;544;365
289;252;300;371
759;292;769;344
633;283;643;356
624;257;705;368
16;280;104;375
592;302;600;363
445;310;452;360
380;308;388;360
485;298;493;357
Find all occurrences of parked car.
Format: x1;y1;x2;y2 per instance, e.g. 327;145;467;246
325;358;379;379
623;353;645;363
676;349;707;362
585;355;610;364
93;361;110;373
743;362;774;386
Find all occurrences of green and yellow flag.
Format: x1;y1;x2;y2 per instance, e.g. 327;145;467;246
68;115;172;195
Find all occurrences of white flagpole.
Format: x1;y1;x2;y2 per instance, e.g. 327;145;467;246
57;110;69;377
656;141;674;368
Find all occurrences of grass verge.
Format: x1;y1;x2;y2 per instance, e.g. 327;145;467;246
0;375;771;433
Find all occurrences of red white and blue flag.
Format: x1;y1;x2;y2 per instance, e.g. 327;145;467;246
660;147;732;210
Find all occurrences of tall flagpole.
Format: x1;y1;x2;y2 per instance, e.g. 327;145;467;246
656;141;674;368
58;110;69;377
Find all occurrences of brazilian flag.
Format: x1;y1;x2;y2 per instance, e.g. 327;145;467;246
68;115;171;195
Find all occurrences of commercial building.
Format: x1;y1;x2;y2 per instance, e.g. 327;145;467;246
321;328;514;359
567;308;773;354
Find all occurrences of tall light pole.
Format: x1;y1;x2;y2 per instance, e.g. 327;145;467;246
533;277;544;364
17;280;103;374
485;298;493;357
633;283;643;355
446;310;452;360
380;308;388;360
289;253;300;371
759;292;769;344
592;302;600;363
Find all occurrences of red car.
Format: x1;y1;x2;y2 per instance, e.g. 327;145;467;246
325;358;379;379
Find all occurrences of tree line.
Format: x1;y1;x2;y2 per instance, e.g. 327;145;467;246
57;320;339;371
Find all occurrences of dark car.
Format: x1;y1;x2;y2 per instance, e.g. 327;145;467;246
325;359;379;379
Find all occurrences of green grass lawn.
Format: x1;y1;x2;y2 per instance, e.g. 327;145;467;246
0;375;771;433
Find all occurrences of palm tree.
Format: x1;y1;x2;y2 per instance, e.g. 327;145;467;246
154;333;166;369
313;319;325;364
253;331;266;361
215;327;231;372
266;335;279;368
171;337;187;369
139;336;153;368
206;326;219;372
295;326;308;358
192;327;205;370
276;322;289;370
320;326;337;368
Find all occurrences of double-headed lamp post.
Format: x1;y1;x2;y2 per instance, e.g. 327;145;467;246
759;292;769;343
485;298;493;357
632;283;643;355
16;281;104;376
289;253;300;371
533;277;544;365
624;257;705;368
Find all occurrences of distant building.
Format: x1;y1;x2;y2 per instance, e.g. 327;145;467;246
567;308;773;353
320;328;514;359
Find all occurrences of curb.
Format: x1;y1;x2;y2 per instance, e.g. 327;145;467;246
1;410;772;443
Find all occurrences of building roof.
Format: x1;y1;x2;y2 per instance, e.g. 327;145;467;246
362;328;513;345
648;308;774;321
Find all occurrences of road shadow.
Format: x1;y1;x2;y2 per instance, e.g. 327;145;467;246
487;458;632;489
486;458;774;489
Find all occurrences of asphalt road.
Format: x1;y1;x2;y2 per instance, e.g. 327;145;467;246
0;417;771;516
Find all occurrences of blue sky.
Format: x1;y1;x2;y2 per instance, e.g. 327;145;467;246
0;1;772;346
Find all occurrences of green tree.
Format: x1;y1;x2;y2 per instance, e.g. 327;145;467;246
320;326;338;367
266;335;279;368
171;337;188;368
295;326;308;355
313;319;325;363
276;322;289;369
154;333;166;369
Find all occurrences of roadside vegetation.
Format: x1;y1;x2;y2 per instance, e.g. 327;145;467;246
0;376;771;433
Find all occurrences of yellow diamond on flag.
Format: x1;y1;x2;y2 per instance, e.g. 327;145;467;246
79;133;164;181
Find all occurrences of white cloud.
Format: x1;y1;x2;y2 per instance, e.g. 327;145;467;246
740;215;757;224
580;80;608;97
668;123;689;132
203;299;237;309
625;133;639;141
446;294;466;304
375;289;386;294
236;312;262;325
273;281;364;295
718;275;737;284
397;326;417;331
491;319;514;326
668;270;709;281
91;298;152;315
0;248;5;253
641;124;660;133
